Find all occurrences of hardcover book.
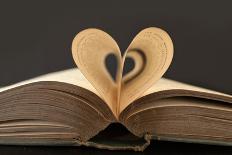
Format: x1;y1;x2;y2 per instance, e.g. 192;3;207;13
0;28;231;151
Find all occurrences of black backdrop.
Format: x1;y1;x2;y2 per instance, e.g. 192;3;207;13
0;0;232;154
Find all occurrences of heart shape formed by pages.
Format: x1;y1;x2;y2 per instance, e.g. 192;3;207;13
72;27;174;115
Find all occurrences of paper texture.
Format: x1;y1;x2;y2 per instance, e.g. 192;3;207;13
0;68;99;96
143;78;231;98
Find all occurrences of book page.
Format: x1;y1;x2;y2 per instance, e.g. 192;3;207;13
72;29;122;116
143;78;232;98
0;68;100;96
71;28;174;116
120;78;232;112
119;77;232;113
119;28;174;112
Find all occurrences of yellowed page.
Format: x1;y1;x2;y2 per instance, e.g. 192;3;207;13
72;29;122;116
143;78;232;98
0;68;100;97
119;28;174;112
119;78;232;113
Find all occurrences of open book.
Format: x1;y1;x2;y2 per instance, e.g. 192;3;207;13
0;28;231;151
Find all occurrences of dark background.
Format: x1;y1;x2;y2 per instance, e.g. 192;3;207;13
0;0;232;154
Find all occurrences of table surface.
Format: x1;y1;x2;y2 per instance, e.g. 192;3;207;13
0;0;232;154
1;141;232;155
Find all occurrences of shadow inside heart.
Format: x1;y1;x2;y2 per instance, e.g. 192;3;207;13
122;57;135;77
104;49;146;84
105;53;118;82
122;49;146;84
